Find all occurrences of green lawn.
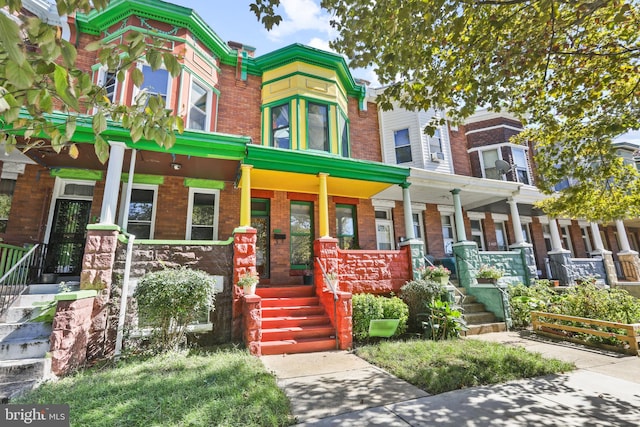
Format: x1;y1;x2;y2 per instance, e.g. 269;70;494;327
356;338;575;395
15;349;293;427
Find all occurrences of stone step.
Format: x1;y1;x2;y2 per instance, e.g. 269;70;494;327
261;296;320;308
0;322;51;341
462;302;489;313
0;379;38;402
262;305;326;318
255;285;314;299
465;322;507;335
464;311;498;324
0;338;49;360
261;315;331;329
260;337;337;355
0;358;51;384
15;294;57;306
0;306;40;324
261;325;335;342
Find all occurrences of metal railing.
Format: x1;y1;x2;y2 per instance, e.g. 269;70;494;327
424;256;466;307
0;244;43;318
315;257;339;350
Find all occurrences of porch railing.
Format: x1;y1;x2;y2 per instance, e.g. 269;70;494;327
0;244;44;318
315;257;339;350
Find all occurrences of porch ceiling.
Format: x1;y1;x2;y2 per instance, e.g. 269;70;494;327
374;168;547;214
24;143;241;182
246;169;393;198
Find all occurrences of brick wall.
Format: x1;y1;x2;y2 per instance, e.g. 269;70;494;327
154;177;189;240
216;64;262;143
448;123;472;176
530;217;548;276
2;164;54;244
349;99;382;161
424;204;445;257
338;246;412;294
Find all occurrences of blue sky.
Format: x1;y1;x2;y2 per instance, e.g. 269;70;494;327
169;0;379;86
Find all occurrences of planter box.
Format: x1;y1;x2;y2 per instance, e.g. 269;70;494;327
476;278;498;285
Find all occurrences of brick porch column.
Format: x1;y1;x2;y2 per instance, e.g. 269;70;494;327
80;224;120;360
232;226;257;343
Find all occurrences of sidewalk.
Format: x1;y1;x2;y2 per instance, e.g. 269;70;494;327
261;331;640;426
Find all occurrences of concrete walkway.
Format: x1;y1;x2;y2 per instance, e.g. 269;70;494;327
260;331;640;426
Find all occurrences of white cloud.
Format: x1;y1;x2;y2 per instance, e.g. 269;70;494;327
306;37;334;52
267;0;334;41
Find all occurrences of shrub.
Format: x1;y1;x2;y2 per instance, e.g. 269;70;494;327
559;284;640;324
352;294;409;340
134;266;215;352
508;283;558;329
419;299;467;340
400;279;445;331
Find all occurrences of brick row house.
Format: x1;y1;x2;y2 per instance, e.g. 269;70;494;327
1;0;639;371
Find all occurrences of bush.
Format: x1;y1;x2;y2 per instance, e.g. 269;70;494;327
559;284;640;324
508;283;558;329
352;294;409;340
400;279;445;331
134;266;215;352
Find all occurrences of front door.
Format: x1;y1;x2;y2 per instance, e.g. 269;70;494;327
251;198;270;279
45;199;92;276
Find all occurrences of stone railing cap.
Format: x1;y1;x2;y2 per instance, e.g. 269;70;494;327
54;290;98;301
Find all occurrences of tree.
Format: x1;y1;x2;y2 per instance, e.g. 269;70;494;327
0;0;183;164
252;0;640;222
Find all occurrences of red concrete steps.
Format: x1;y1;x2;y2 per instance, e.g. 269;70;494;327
255;285;337;355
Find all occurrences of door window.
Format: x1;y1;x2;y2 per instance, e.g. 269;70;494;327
375;209;394;250
291;202;313;268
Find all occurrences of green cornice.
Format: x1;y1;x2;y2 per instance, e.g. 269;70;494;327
183;178;225;189
50;169;103;181
121;173;164;185
76;0;236;64
245;145;409;185
254;44;367;100
16;110;249;161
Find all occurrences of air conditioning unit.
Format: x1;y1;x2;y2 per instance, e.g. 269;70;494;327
430;152;443;162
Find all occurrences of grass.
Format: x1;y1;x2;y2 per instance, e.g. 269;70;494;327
356;338;575;395
14;348;293;427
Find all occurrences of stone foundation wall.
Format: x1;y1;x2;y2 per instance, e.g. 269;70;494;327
337;246;412;294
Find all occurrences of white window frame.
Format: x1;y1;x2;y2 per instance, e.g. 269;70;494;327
186;188;220;240
468;212;486;251
441;214;456;256
393;128;412;164
579;223;593;254
96;66;119;104
629;232;639;252
119;183;158;239
560;224;574;256
479;148;502;180
375;207;395;250
186;77;212;131
428;128;443;158
511;147;532;185
133;62;172;106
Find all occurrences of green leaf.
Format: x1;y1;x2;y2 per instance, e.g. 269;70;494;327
68;143;79;159
92;111;107;134
94;134;110;164
0;13;25;65
53;64;79;110
162;52;181;77
65;116;77;139
60;40;78;68
146;49;161;70
6;61;36;90
131;67;143;87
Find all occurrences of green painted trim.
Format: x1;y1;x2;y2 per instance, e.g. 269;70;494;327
183;67;221;95
87;224;121;231
50;169;103;181
55;290;98;301
246;145;409;184
121;173;164;185
12;110;249;161
76;0;236;65
183;178;225;189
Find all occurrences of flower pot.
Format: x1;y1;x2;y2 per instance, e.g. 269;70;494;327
243;283;257;295
439;275;450;286
476;277;498;285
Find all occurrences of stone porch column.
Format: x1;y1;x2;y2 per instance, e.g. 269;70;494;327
507;199;536;283
232;227;257;343
99;142;126;224
319;173;330;238
615;220;640;281
451;188;467;242
547;219;573;285
589;223;616;286
239;164;253;228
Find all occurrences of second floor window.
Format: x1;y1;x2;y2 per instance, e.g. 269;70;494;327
481;149;501;180
429;129;443;157
512;148;531;184
308;102;329;151
338;113;349;157
97;68;118;103
139;65;170;104
271;103;290;148
394;129;412;163
187;80;209;131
